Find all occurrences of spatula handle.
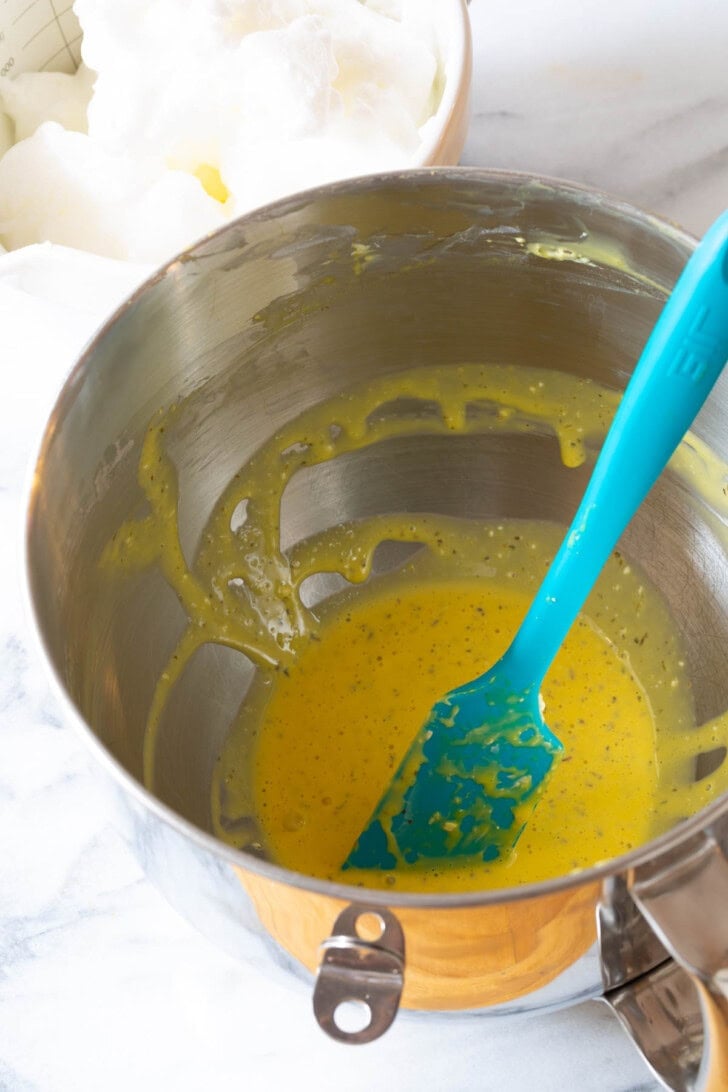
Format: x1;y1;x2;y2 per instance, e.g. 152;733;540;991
503;210;728;690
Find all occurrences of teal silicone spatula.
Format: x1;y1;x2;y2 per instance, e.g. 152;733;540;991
345;211;728;874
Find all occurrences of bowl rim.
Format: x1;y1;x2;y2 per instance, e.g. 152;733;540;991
412;0;473;168
25;164;725;913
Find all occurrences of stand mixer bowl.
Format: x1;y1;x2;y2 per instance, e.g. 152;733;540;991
25;169;728;1091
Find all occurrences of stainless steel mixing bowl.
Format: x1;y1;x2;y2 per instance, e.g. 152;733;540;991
26;170;728;1091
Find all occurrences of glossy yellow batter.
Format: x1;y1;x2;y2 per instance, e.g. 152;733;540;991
219;520;697;892
102;362;728;893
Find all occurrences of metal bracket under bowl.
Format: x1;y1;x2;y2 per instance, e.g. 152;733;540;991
313;904;405;1044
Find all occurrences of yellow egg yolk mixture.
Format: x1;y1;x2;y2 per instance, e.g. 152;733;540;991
102;363;728;894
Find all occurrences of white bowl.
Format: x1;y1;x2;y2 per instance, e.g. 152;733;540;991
0;1;472;168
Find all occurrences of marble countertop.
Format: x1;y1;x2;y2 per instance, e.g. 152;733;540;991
2;2;727;1089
